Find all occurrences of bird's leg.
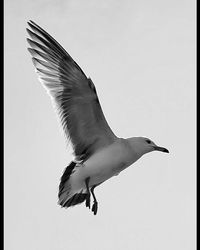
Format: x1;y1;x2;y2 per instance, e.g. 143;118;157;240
85;177;91;209
91;185;98;215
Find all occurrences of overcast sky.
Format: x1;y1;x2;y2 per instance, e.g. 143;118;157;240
5;1;196;250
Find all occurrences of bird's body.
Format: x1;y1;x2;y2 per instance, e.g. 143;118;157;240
65;138;139;194
27;20;169;215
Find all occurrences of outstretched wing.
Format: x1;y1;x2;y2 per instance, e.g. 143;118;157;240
26;21;117;160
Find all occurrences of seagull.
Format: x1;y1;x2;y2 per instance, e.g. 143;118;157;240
26;20;169;215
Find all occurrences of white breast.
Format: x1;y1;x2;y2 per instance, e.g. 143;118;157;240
69;139;140;195
74;139;137;187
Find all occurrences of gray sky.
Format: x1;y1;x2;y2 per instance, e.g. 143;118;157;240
5;0;196;250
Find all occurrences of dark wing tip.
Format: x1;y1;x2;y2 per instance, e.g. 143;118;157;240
27;21;39;32
28;20;35;25
26;38;33;46
27;20;33;27
26;28;32;37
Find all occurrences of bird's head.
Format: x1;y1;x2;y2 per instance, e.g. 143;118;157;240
128;137;169;157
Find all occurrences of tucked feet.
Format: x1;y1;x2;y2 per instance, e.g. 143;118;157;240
85;179;99;214
91;185;98;215
92;201;98;215
85;177;91;209
85;193;91;209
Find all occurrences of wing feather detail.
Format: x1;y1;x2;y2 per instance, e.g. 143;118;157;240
27;21;117;160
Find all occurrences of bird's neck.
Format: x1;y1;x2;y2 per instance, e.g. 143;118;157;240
126;137;147;158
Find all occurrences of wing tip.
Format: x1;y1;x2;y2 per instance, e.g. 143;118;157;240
26;37;34;47
27;20;35;25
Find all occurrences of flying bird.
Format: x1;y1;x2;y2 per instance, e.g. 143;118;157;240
26;20;169;215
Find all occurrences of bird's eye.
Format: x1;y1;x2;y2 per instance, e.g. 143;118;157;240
146;139;151;144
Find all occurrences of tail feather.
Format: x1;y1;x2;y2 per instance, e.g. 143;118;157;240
58;161;76;198
58;161;87;208
65;193;88;207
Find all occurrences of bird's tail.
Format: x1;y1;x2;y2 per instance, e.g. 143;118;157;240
58;161;87;208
